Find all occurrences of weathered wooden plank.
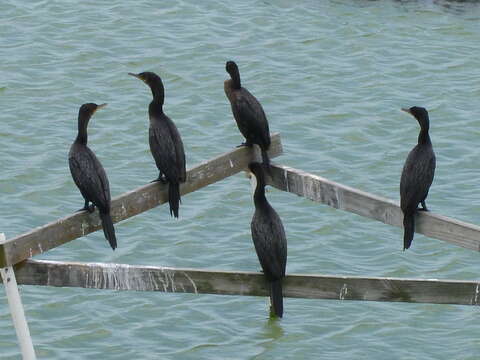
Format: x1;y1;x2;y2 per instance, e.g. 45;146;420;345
268;164;480;252
11;259;480;306
0;135;283;268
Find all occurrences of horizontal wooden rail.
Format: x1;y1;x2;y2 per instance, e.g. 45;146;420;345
0;134;283;268
268;164;480;252
10;259;480;306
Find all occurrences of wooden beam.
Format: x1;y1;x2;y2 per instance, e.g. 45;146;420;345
12;259;480;306
0;134;283;268
268;164;480;252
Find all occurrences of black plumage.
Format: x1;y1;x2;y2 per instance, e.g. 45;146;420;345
400;106;436;250
129;71;186;218
224;61;271;169
69;103;117;250
249;162;287;318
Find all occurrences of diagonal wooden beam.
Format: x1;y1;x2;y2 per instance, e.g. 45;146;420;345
0;134;283;267
12;259;480;306
268;164;480;252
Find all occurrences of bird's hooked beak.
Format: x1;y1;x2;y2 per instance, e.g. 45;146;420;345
401;108;412;115
245;169;270;193
92;103;107;115
95;103;107;113
128;72;143;81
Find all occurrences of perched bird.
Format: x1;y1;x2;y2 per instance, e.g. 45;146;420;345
400;106;436;250
69;103;117;250
224;61;271;169
249;162;287;318
129;71;186;218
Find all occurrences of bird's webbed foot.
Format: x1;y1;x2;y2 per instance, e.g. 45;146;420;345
236;142;252;148
150;174;168;184
77;201;95;213
419;200;429;212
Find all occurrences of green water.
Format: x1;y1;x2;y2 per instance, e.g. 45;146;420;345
1;0;480;358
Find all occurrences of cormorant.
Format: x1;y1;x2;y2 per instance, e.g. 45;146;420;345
129;71;186;218
400;106;436;250
69;103;117;250
249;162;287;318
225;61;271;169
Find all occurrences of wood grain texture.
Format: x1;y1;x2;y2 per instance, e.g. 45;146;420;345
0;135;282;267
12;259;480;306
268;164;480;252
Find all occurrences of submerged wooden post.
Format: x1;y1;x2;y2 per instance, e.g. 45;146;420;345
0;233;36;360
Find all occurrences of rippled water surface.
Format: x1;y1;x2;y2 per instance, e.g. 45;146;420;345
1;0;480;358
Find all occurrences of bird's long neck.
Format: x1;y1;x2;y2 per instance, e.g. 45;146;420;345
253;174;268;208
148;101;164;123
149;78;165;107
418;121;431;145
75;117;89;145
229;68;241;89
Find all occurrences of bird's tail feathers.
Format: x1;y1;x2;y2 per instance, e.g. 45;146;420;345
270;279;284;318
403;213;415;250
100;211;117;250
169;182;181;218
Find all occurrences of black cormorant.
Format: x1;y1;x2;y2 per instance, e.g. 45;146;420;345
400;106;436;250
69;103;117;250
225;61;271;169
249;162;287;318
129;71;186;218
